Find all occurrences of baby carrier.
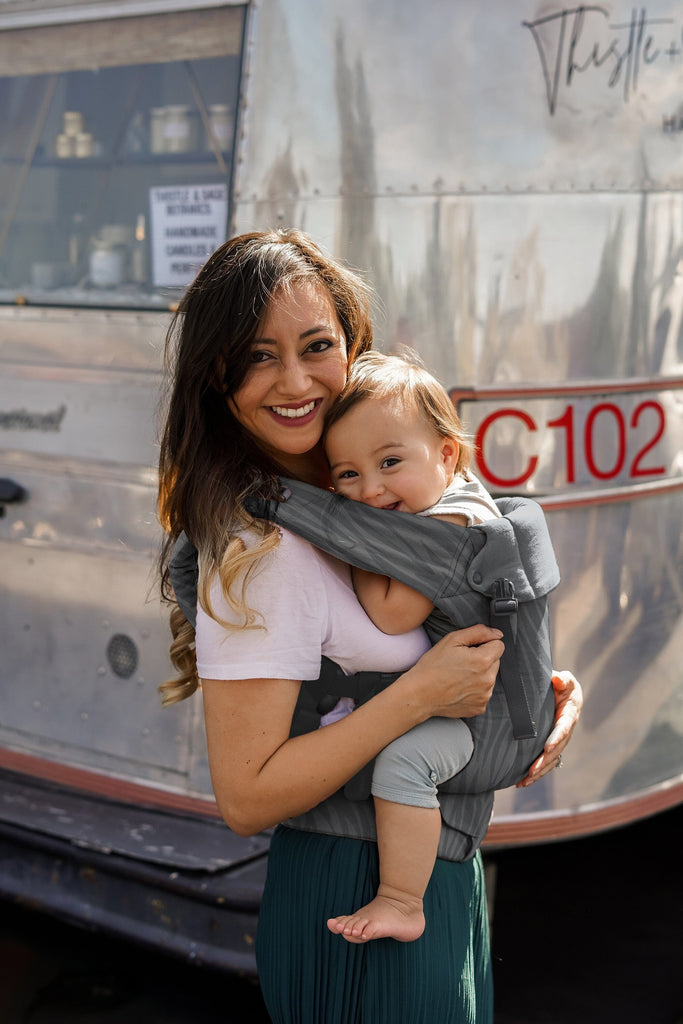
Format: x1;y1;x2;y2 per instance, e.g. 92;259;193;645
168;478;560;849
244;478;561;797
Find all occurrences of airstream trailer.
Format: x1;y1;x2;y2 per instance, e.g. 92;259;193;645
0;0;681;975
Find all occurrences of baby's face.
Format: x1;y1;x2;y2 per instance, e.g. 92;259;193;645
325;397;458;513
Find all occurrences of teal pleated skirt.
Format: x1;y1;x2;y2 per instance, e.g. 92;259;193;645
256;826;493;1024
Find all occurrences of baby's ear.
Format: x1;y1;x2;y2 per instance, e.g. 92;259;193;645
441;437;459;472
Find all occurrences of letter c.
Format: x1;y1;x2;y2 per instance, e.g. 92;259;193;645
474;408;538;488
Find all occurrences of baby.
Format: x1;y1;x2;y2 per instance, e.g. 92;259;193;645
322;351;502;944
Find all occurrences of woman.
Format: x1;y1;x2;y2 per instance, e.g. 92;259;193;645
158;228;582;1023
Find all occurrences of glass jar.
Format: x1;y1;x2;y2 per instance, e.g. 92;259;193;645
55;133;76;158
62;110;84;136
206;104;231;151
89;240;126;287
149;107;167;154
75;132;94;158
163;105;199;153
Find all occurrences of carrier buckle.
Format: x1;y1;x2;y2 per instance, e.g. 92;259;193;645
491;578;518;616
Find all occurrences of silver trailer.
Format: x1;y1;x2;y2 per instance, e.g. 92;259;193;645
0;0;681;974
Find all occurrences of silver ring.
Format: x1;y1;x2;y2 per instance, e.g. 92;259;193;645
555;755;563;769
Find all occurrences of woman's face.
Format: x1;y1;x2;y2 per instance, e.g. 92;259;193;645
228;282;348;468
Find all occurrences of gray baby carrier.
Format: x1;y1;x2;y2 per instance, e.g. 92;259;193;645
244;478;560;797
168;478;559;845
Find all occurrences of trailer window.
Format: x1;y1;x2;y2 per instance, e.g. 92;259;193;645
0;6;245;310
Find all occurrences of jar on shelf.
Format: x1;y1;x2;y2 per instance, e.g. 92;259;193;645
206;104;231;151
163;105;199;153
62;110;84;136
149;107;167;154
75;132;94;158
89;239;127;288
55;133;76;158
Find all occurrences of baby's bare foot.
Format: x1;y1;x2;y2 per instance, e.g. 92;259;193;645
327;885;425;943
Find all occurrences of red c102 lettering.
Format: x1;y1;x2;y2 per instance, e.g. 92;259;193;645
474;399;667;489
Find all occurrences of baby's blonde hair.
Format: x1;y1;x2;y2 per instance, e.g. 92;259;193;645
325;350;472;475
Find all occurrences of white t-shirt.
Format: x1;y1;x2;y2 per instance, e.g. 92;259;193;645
196;527;430;682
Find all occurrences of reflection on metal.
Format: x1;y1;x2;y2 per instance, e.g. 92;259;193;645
0;0;682;968
538;477;683;512
232;0;683;840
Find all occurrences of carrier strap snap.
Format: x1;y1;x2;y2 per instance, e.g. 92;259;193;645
490;578;537;740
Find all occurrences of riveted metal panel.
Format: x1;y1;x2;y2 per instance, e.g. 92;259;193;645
234;0;683;205
0;304;214;798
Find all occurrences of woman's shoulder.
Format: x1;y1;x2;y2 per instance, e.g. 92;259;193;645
249;524;325;566
196;526;330;671
196;525;331;681
232;525;332;598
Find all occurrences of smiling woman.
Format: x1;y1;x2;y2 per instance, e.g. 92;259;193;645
157;228;581;1024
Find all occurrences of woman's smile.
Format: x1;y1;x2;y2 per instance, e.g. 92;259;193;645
269;399;320;421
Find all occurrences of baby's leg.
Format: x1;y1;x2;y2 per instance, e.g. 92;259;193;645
327;799;441;943
327;717;474;943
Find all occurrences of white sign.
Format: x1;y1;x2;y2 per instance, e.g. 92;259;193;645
149;183;228;288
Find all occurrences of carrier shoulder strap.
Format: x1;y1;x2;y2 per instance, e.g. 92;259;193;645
169;531;200;629
471;496;561;739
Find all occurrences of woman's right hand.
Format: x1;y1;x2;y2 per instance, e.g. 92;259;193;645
401;623;504;721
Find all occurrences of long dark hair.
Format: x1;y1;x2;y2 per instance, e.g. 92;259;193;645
157;229;374;703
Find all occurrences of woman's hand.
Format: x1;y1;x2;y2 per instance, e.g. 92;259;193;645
516;670;583;787
402;623;504;722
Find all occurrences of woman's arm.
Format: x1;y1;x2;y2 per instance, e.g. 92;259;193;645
202;623;503;836
516;670;583;787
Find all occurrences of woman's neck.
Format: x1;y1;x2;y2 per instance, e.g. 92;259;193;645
278;444;332;490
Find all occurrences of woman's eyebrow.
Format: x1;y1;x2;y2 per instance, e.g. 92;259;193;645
301;325;333;339
255;325;335;344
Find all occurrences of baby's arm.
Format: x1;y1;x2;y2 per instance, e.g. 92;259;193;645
352;567;434;634
352;512;468;635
